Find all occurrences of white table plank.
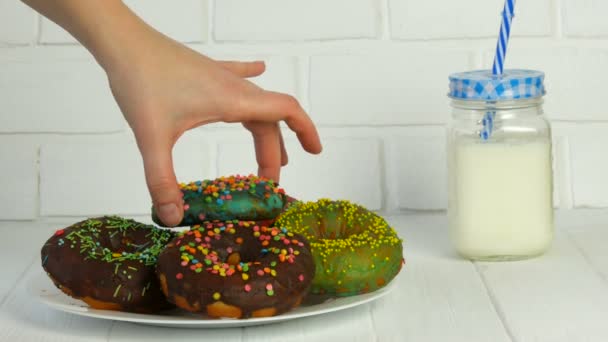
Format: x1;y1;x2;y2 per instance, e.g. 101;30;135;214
0;220;112;341
0;222;65;302
241;305;376;342
567;226;608;286
5;214;608;341
109;323;243;342
555;209;608;230
110;304;376;342
0;262;112;341
477;232;608;342
370;215;511;342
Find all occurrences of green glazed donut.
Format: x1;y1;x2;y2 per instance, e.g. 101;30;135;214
275;199;404;296
152;175;286;227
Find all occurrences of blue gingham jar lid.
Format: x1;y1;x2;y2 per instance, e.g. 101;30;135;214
448;69;545;101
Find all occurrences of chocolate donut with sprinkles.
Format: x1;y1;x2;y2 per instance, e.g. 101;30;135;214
152;175;287;227
275;199;404;296
41;216;174;313
156;220;314;318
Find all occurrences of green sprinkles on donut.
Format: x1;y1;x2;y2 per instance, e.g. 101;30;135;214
275;199;404;296
41;216;175;312
59;216;174;266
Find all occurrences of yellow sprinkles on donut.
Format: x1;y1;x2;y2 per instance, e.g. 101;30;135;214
275;199;404;296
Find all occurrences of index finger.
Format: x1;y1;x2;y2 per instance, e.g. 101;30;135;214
247;91;323;155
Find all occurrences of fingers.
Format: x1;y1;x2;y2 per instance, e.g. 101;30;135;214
279;130;288;166
235;90;322;155
245;122;283;182
138;139;183;227
218;60;265;78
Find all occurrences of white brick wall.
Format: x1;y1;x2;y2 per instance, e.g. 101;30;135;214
40;0;208;44
0;140;38;220
40;136;211;216
563;0;608;37
385;128;448;210
1;0;608;222
390;0;552;40
0;1;36;45
214;0;379;41
310;51;472;125
0;47;124;133
40;142;150;216
217;137;383;210
565;124;608;208
484;47;608;121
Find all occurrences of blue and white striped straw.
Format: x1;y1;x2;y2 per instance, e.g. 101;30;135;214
492;0;516;75
481;0;516;140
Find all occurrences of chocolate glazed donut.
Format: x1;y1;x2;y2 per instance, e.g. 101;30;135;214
157;220;315;318
41;216;174;313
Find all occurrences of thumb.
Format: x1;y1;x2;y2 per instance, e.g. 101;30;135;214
139;140;183;227
217;60;265;78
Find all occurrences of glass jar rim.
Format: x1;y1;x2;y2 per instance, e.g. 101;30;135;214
450;97;544;110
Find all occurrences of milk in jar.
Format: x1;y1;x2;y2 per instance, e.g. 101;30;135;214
447;70;554;261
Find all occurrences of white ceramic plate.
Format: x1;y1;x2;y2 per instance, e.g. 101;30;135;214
29;272;396;328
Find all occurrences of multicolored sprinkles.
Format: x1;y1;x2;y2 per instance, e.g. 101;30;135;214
154;175;287;226
171;220;308;298
179;174;284;202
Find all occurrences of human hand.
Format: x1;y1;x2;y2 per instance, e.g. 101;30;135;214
106;25;321;227
20;0;322;227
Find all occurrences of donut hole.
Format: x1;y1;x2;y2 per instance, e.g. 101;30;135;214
227;252;241;265
212;235;259;265
299;211;365;240
226;250;266;265
222;248;274;268
104;230;154;255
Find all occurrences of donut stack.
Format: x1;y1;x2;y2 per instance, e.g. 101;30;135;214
40;174;404;319
155;175;315;318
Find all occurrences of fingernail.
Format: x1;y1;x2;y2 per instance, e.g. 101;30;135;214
158;203;181;226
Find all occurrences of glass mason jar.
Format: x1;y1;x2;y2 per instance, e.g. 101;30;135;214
447;69;554;261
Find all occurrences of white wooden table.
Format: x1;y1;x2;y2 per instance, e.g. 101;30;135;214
2;211;608;342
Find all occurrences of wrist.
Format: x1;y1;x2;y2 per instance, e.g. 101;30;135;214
22;0;148;73
78;1;151;74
